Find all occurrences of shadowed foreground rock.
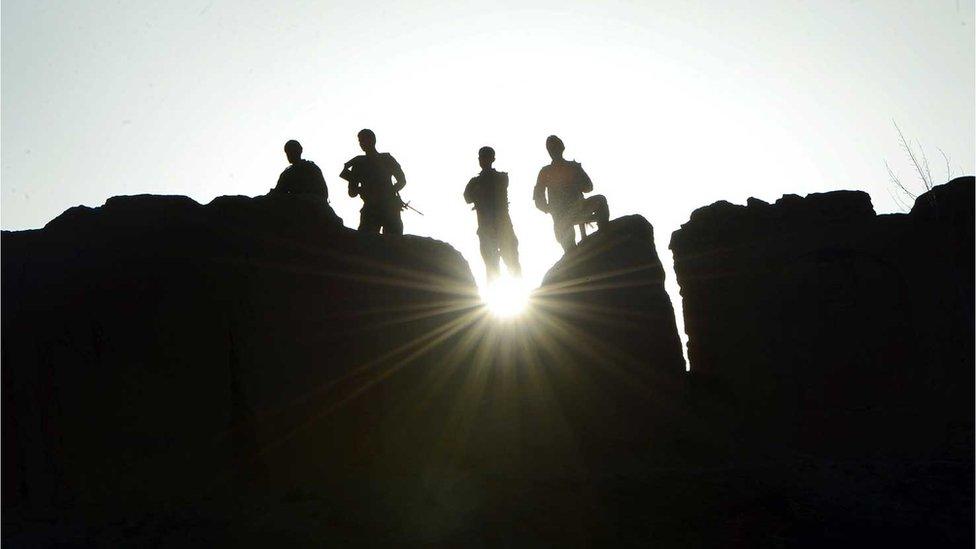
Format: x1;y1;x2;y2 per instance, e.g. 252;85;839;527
2;181;972;546
670;177;974;543
2;197;687;545
539;215;685;377
670;177;973;460
2;194;478;536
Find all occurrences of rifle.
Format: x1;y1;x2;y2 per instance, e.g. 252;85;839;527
397;194;424;216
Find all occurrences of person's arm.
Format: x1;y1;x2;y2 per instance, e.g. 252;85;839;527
577;163;594;193
341;158;360;197
463;178;476;205
313;164;329;201
389;155;406;193
500;172;510;206
271;169;288;195
339;158;355;182
533;170;549;213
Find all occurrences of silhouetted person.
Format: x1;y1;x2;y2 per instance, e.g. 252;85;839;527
464;146;522;281
533;135;609;253
339;129;406;235
272;140;329;198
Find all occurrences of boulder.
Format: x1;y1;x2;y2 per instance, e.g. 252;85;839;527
670;178;975;460
2;193;479;511
1;198;690;545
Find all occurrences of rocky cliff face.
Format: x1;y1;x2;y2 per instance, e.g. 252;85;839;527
670;177;974;461
2;196;688;545
539;215;685;377
3;179;972;545
2;194;478;508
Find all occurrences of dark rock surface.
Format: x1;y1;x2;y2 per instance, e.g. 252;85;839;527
539;214;686;377
2;195;477;516
3;197;688;545
670;176;974;462
2;177;973;545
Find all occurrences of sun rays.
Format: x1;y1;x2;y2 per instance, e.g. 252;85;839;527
201;252;688;497
481;275;531;318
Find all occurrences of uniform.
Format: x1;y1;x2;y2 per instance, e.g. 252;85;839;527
344;153;405;235
533;160;609;252
273;159;329;198
464;168;521;280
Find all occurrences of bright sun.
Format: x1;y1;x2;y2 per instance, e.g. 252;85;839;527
482;276;530;318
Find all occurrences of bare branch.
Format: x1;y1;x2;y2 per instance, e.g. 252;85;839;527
886;159;917;201
938;148;952;181
918;139;933;190
893;121;931;191
885;121;955;211
885;185;911;212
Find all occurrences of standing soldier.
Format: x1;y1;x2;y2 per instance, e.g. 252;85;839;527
533;135;609;253
464;146;522;282
339;129;407;235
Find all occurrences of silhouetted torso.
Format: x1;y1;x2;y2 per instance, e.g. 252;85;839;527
535;160;592;214
345;153;402;205
464;168;511;227
274;159;328;198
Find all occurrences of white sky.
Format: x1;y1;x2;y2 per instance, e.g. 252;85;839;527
3;0;974;341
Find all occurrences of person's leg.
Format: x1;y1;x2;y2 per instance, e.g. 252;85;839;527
498;219;522;277
382;206;404;236
479;229;501;282
582;195;610;230
552;214;576;253
359;207;381;233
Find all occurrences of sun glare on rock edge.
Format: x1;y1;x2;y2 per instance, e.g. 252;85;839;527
481;276;530;318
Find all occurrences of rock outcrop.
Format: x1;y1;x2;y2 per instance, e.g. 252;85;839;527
2;198;687;545
3;178;972;545
670;177;974;461
2;194;479;510
539;215;686;377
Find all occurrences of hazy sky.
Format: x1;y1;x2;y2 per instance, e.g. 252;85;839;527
3;0;974;314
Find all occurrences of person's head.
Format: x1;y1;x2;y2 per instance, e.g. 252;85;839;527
284;139;302;163
357;129;376;152
546;135;565;160
478;146;495;170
